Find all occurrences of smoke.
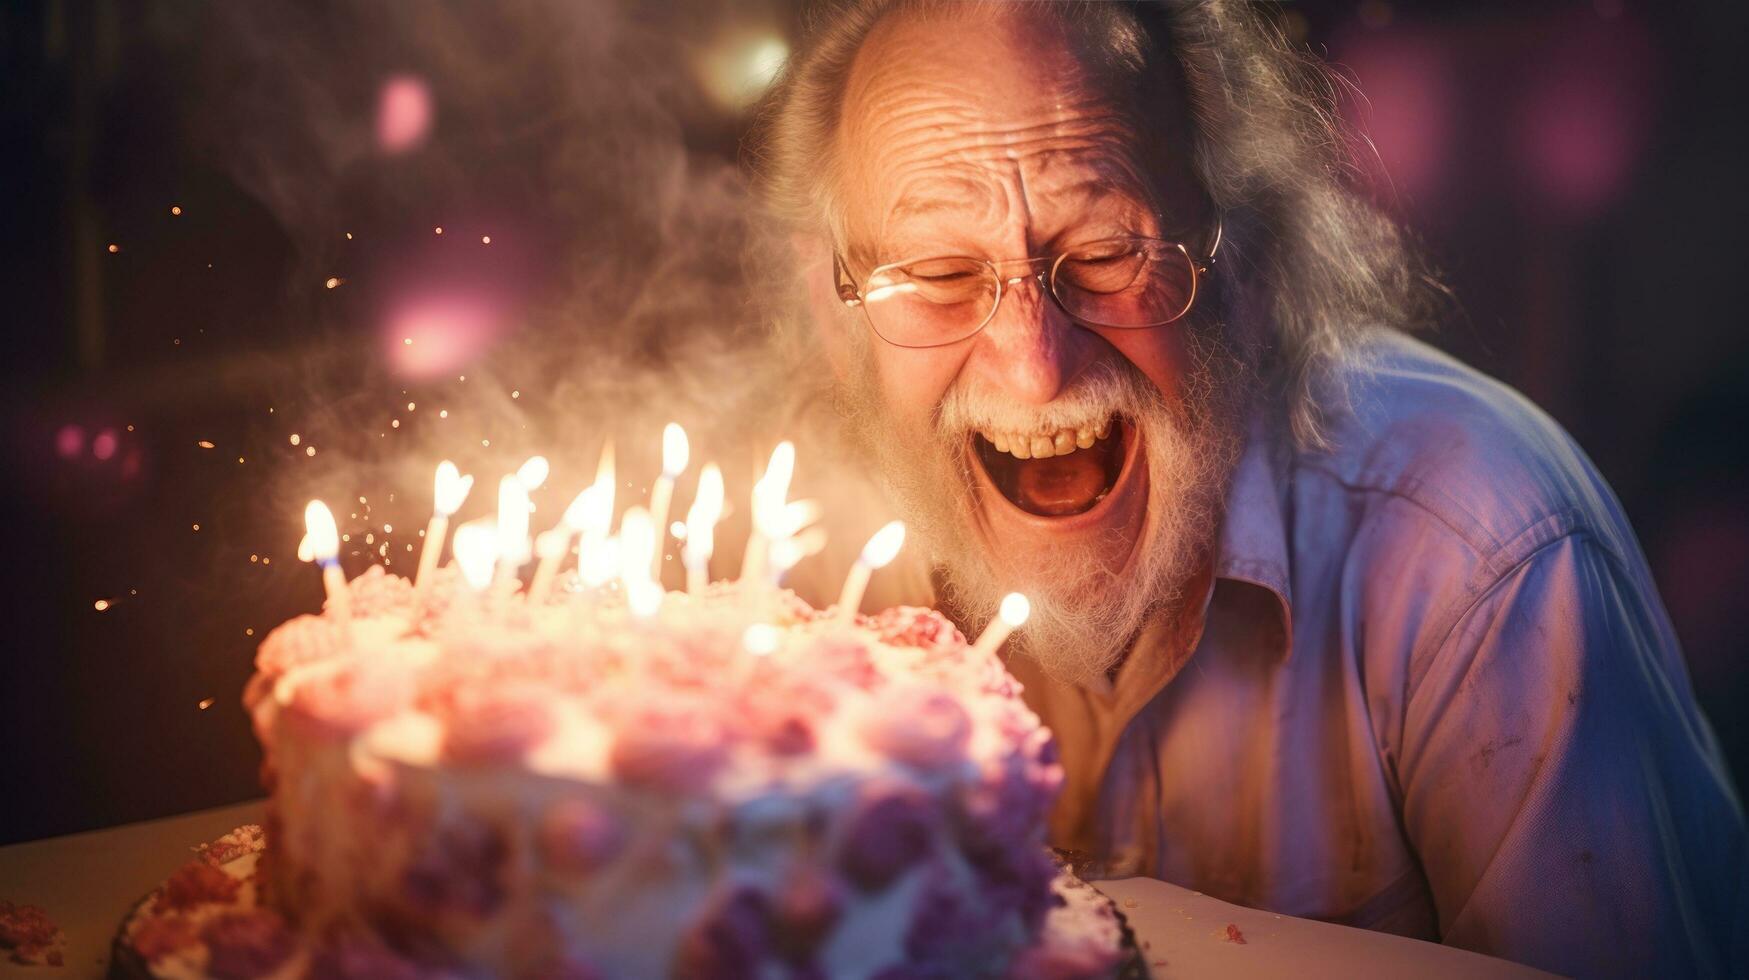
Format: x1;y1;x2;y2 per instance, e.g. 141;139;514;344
180;0;890;601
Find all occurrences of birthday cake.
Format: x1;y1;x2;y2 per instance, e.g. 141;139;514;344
114;562;1129;978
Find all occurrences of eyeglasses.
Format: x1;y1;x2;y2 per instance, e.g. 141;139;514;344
833;221;1221;350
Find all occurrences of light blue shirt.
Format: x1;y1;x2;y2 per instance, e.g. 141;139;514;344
1009;331;1747;977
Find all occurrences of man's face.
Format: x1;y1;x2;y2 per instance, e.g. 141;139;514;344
831;9;1242;683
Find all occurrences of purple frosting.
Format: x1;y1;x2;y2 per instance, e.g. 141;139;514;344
839;785;935;892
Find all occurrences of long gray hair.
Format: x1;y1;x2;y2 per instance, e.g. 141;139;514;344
746;0;1444;448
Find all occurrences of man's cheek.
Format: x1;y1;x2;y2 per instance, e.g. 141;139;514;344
1098;330;1188;406
873;347;966;433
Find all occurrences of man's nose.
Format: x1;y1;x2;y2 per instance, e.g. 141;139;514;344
968;272;1095;405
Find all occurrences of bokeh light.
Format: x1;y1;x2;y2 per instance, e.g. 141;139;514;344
376;74;434;155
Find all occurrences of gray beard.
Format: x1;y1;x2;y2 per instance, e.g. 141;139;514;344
835;328;1248;687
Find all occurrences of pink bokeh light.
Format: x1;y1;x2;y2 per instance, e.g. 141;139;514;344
384;293;505;378
1511;19;1657;219
56;424;84;459
92;429;118;461
1338;34;1457;202
376;75;434;155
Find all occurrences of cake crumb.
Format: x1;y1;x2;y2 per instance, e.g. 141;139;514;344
1224;923;1247;944
0;900;66;966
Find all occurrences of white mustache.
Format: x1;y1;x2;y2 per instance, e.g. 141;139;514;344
934;359;1152;438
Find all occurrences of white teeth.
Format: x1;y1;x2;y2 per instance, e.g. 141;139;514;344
979;419;1118;461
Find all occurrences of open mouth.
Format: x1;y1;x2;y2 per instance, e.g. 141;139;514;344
971;416;1131;517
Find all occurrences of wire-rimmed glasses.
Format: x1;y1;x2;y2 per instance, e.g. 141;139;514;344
833;222;1222;349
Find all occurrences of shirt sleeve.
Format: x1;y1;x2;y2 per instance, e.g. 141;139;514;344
1396;531;1748;977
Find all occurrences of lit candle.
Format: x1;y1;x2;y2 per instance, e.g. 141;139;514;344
971;592;1031;656
648;423;689;579
494;475;531;593
516;455;550;492
619;506;663;618
836;520;906;620
683;463;724;594
741;441;794;584
414;461;473;590
301;500;348;619
451;520;497;592
527;527;570;602
767;524;827;587
577;443;618;588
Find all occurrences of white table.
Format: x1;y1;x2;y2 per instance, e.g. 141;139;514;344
0;802;1554;979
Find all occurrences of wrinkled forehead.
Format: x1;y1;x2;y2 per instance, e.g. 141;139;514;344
835;6;1164;256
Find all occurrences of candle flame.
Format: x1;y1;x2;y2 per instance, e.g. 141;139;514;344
516;455;550;491
860;520;907;569
497;475;531;562
593;441;616;515
683;462;724;574
769;525;828;579
534;527;569;561
999;592;1031;627
433;460;474;516
752;442;797;537
452;520;497;590
661;422;690;478
302;501;339;561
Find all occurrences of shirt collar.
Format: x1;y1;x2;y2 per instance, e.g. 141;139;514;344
1211;410;1296;661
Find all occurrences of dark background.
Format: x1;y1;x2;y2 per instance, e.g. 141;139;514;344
3;0;1746;846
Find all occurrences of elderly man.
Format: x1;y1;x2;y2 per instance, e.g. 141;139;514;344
751;1;1745;976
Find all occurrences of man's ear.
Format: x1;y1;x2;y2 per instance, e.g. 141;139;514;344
792;231;856;383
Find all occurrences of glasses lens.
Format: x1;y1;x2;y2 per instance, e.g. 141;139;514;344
862;256;997;347
1053;239;1196;328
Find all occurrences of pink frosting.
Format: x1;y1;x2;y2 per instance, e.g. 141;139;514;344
608;706;729;794
437;683;559;764
858;687;972;771
254;615;344;678
282;661;414;739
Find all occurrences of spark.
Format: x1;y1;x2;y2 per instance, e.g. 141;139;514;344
244;628;254;636
198;698;214;710
404;338;414;346
325;277;342;289
481;235;491;244
192;523;201;531
439;409;449;419
171;205;182;216
94;599;110;611
250;554;259;562
382;523;393;533
341;534;350;542
392;419;400;428
289;433;300;446
237;456;245;464
197;440;215;449
345;232;353;240
434;226;444;235
305;446;316;456
261;558;271;565
481;439;490;447
107;244;119;253
126;425;135;431
511;389;520;399
407;402;415;411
